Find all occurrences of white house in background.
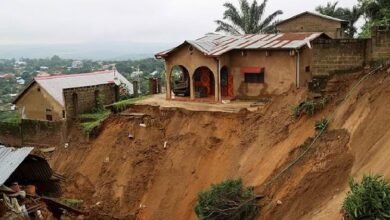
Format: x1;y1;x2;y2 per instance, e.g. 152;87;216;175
16;77;25;85
40;66;49;71
72;60;83;69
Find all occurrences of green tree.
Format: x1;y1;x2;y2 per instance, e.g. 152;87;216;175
194;179;259;220
215;0;283;35
343;175;390;219
315;1;362;38
358;0;390;37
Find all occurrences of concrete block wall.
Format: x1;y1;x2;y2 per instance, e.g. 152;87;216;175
312;26;390;76
371;26;390;61
312;39;367;75
64;84;117;118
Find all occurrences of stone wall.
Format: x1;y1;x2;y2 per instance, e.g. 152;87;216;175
63;84;118;118
371;26;390;62
312;39;367;76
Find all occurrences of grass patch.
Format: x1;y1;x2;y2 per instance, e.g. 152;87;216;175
79;111;110;135
0;111;20;124
0;111;21;134
111;96;149;113
315;118;329;131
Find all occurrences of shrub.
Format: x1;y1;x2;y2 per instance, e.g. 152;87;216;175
292;100;317;118
291;104;301;118
302;100;315;116
315;118;328;131
343;175;390;220
194;179;259;220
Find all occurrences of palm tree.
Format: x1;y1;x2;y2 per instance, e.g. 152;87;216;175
315;1;362;38
215;0;283;35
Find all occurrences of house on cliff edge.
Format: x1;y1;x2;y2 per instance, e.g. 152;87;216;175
155;32;330;102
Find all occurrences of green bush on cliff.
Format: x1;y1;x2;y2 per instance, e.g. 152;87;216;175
343;175;390;219
194;179;259;220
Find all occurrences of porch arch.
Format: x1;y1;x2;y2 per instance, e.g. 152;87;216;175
193;66;216;99
169;65;190;98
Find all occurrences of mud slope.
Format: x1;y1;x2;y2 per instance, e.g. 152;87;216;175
49;68;390;219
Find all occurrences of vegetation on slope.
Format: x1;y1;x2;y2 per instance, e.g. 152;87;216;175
79;111;111;135
194;179;259;220
0;111;21;133
343;175;390;219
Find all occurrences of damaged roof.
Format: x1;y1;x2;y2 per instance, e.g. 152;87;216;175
13;70;133;107
155;32;327;58
0;145;34;185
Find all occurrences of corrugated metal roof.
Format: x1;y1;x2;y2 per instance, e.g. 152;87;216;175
156;32;326;58
16;70;133;107
0;145;33;185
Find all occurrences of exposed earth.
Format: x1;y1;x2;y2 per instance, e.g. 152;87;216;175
38;67;390;219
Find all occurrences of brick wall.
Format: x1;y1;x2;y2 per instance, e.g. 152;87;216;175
64;84;117;118
371;26;390;62
312;39;367;76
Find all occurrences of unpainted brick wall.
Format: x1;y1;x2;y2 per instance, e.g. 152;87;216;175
64;84;117;118
371;26;390;61
312;39;367;75
21;119;65;146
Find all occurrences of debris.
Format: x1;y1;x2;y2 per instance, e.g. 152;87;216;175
128;133;134;139
40;147;56;153
222;100;231;104
163;141;168;149
139;123;147;128
104;157;110;163
64;143;69;149
119;112;146;119
95;201;102;206
276;200;283;205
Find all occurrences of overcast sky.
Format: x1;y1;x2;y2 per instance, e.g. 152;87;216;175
0;0;359;45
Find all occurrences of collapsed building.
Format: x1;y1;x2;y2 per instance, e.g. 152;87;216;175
0;145;82;219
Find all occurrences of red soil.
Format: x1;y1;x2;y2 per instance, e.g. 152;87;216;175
48;68;390;219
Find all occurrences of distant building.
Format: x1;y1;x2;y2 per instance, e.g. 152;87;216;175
14;61;27;66
13;70;134;121
36;72;51;77
16;77;25;85
0;73;15;79
71;60;83;69
276;11;349;39
130;68;143;78
40;66;49;71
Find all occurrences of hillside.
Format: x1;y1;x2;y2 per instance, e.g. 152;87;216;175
49;66;390;219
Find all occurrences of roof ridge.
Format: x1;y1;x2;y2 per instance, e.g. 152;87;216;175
35;70;114;80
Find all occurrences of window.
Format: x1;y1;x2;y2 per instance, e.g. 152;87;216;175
46;109;53;121
245;73;264;83
305;66;311;72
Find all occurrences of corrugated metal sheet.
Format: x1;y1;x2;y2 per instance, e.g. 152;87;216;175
34;70;133;107
0;145;33;185
156;32;325;58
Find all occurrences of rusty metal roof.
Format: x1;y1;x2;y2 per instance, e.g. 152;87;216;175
14;70;133;107
0;145;34;185
155;32;326;58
